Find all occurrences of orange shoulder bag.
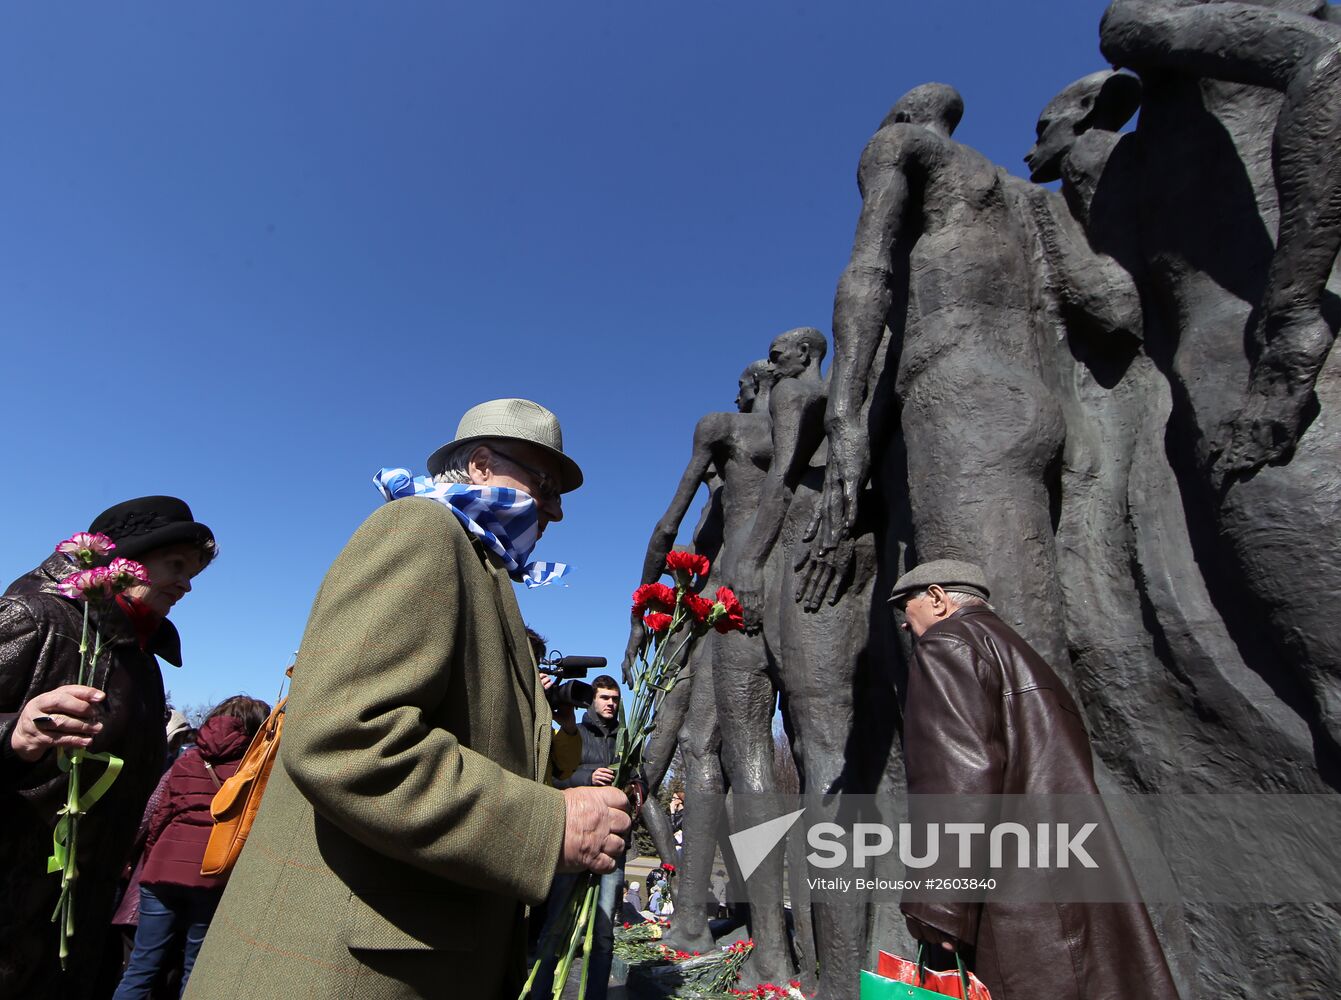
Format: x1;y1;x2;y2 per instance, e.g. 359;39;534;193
200;668;291;877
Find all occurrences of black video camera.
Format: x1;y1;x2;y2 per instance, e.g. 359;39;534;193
538;653;607;710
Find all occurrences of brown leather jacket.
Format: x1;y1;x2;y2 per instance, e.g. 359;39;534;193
900;605;1178;1000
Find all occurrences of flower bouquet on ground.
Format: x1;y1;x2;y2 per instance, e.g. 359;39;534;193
615;925;762;1000
47;533;150;968
521;552;744;1000
613;917;670;965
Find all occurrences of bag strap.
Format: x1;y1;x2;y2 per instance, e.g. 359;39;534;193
915;942;972;999
202;760;222;790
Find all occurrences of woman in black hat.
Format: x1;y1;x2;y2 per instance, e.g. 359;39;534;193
0;496;216;1000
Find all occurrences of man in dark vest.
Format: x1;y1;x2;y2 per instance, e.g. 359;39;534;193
890;559;1178;1000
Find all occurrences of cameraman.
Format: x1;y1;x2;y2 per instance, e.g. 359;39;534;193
528;627;582;785
553;676;620;793
530;676;624;998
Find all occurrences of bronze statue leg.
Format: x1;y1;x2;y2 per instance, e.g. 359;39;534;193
776;527;878;1000
659;636;726;952
640;656;695;866
712;626;793;987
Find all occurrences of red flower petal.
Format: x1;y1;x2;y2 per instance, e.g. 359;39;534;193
712;586;746;633
681;592;713;622
632;582;677;616
643;612;673;633
665;550;711;580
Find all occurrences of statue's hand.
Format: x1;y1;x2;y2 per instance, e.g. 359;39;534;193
795;535;855;612
815;427;868;541
1217;372;1315;481
621;620;646;687
734;564;765;635
806;463;854;556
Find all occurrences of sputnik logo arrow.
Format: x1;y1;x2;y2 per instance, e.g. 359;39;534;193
729;808;807;880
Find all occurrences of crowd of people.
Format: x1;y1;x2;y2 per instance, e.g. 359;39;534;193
1;395;1177;1000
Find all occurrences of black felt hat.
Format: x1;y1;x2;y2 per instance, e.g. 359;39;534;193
88;496;215;561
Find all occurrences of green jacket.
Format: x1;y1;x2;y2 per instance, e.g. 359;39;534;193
187;498;567;1000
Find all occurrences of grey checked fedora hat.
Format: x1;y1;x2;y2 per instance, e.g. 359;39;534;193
427;398;584;493
888;559;991;603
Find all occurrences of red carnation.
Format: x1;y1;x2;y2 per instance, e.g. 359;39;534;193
710;586;745;633
682;592;714;623
664;550;711;581
643;612;673;633
632;582;677;616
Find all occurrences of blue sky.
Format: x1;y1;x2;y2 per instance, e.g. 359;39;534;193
0;1;1110;712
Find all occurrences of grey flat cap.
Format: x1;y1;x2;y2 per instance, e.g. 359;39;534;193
888;559;990;603
427;398;583;493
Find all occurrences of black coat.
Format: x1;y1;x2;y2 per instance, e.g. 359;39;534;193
0;555;180;1000
552;712;617;789
900;606;1178;1000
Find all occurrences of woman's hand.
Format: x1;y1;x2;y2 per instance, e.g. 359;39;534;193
9;685;106;762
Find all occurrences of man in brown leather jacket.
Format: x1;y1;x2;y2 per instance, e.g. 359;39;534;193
889;559;1178;1000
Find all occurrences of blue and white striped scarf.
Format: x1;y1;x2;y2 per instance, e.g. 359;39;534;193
373;468;571;588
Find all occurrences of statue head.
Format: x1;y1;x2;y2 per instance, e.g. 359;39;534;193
768;327;828;380
1025;70;1140;183
879;83;964;138
736;359;776;413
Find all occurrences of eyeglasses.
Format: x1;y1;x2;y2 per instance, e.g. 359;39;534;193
489;446;560;504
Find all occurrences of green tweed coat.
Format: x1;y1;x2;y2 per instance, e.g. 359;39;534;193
186;498;567;1000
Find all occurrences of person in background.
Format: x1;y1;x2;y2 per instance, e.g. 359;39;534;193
668;788;685;861
0;497;216;1000
532;675;626;999
648;880;666;917
527;626;582;785
622;881;644;924
524;625;583;956
891;558;1177;998
110;706;210;992
113;695;271;999
164;710;194;765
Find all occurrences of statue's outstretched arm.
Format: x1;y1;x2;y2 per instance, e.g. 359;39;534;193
1102;0;1341;472
622;417;722;681
1101;0;1333;93
640;417;722;585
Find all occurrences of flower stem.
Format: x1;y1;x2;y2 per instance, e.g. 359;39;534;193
575;882;599;1000
55;612;98;967
77;603;90;686
88;627;102;690
552;883;596;999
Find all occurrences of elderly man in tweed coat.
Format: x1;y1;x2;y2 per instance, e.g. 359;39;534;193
188;400;630;1000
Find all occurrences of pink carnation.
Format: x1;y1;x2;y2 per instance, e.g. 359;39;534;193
106;557;151;590
55;532;116;565
58;566;117;601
